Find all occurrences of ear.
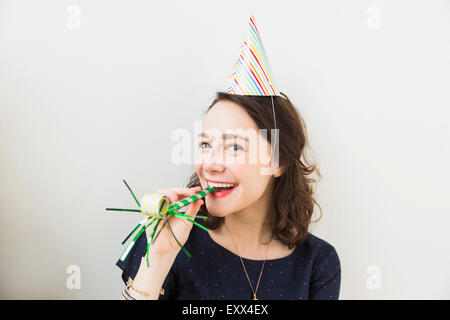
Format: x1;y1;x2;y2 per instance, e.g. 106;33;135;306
274;166;283;177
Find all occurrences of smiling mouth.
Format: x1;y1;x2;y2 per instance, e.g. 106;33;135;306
205;180;238;193
212;185;234;192
209;184;238;199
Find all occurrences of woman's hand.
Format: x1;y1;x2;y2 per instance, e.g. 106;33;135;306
145;186;204;257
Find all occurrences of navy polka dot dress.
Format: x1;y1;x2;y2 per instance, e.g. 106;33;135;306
116;221;341;300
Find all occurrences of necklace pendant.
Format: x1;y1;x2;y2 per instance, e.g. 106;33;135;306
252;293;258;300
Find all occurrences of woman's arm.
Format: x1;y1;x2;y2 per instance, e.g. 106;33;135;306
121;250;178;300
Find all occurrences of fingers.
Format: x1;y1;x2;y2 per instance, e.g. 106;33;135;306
155;186;204;227
185;198;204;217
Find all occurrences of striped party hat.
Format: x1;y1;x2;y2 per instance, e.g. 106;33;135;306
224;15;279;96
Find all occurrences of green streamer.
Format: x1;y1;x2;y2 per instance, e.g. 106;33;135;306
123;179;141;207
146;219;162;267
121;217;151;245
106;208;141;213
151;219;168;245
171;212;208;220
167;220;192;259
176;216;211;233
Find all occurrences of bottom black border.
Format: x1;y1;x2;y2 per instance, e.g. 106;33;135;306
0;300;448;318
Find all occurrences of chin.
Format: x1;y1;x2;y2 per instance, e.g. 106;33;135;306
207;210;231;218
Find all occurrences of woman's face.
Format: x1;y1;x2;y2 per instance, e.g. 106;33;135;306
195;99;274;217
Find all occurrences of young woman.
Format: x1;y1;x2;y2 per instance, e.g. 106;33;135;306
117;92;341;300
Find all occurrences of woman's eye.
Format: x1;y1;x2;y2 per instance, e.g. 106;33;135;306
198;141;211;149
227;144;244;151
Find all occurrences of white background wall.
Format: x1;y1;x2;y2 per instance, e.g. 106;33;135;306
1;0;449;299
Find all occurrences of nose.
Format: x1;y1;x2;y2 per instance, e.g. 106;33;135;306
198;144;227;173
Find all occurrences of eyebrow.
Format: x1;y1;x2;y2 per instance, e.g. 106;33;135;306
198;132;249;142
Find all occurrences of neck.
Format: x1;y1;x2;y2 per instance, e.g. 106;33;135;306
223;218;271;256
221;187;274;257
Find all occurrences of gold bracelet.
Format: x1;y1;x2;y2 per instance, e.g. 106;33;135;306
122;287;137;300
126;277;150;297
126;277;165;297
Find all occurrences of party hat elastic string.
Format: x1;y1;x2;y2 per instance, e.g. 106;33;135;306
271;94;280;174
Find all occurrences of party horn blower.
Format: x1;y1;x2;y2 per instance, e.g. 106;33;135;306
167;187;213;214
106;180;213;267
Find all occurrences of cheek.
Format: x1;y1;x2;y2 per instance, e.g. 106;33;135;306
244;140;273;169
236;164;268;189
195;163;201;174
194;164;205;185
242;164;270;182
238;175;271;206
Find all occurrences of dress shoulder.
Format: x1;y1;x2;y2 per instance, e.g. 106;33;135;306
302;233;341;299
304;233;339;254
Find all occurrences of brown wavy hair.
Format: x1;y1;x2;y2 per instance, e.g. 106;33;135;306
185;92;322;249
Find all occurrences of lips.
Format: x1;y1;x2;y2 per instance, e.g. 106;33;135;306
205;179;239;199
209;184;238;199
206;179;237;185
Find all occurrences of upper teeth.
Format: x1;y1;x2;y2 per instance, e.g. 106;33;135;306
208;182;235;188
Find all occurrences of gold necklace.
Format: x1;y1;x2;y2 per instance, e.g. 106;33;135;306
224;222;269;300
